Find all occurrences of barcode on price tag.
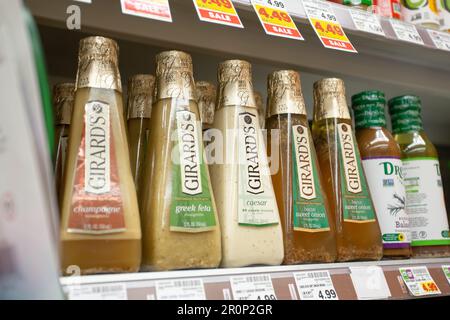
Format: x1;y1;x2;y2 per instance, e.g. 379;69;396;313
230;274;277;300
443;266;450;284
66;283;128;300
155;278;206;300
390;20;424;45
120;0;172;22
251;0;304;40
301;0;357;53
399;266;441;297
428;30;450;51
349;8;385;36
293;270;338;300
192;0;243;28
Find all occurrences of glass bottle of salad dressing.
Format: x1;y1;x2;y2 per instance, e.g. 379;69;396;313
266;71;337;264
209;60;284;267
126;75;155;193
352;91;411;258
388;95;450;258
312;78;383;261
60;36;142;274
53;83;75;203
140;51;222;271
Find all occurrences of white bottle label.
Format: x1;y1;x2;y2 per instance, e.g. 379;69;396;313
403;158;450;247
237;111;279;226
362;157;411;248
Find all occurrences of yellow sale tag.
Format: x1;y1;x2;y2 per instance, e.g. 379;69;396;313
193;0;243;28
195;0;236;15
310;19;349;42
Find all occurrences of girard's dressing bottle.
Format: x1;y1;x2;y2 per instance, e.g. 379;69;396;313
140;51;222;271
312;78;383;262
60;37;142;274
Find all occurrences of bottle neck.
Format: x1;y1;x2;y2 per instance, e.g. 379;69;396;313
391;114;423;135
76;59;122;92
353;103;386;130
217;79;256;110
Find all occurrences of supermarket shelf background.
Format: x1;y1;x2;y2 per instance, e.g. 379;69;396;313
26;0;450;145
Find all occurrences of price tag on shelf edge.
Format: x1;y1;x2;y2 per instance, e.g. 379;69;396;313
442;265;450;285
193;0;243;28
120;0;172;23
155;278;206;300
399;266;441;297
301;0;357;53
427;29;450;51
293;270;339;300
349;8;385;37
251;0;304;40
66;283;128;300
390;19;424;46
230;274;277;300
349;266;391;300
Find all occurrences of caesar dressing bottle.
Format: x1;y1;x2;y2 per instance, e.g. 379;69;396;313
266;71;336;264
388;95;450;258
254;90;265;129
127;74;155;193
209;60;284;268
60;36;142;274
53;83;75;203
312;78;383;262
140;51;222;271
352;91;411;258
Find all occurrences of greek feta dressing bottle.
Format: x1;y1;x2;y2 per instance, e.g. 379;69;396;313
352;91;411;258
126;75;154;193
140;51;222;271
266;71;337;264
312;78;383;262
53;83;74;203
209;60;284;267
60;36;142;274
388;95;450;258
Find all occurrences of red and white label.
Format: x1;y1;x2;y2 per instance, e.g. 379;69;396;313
302;0;357;53
120;0;172;22
193;0;243;28
251;0;303;40
68;101;126;235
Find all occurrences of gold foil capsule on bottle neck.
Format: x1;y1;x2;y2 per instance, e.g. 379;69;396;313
155;50;196;102
196;81;216;126
217;60;256;109
76;36;122;92
313;78;351;121
127;75;155;120
267;70;306;118
53;83;75;125
254;91;264;115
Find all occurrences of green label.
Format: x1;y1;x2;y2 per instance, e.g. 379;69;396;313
169;110;216;232
291;125;330;232
337;123;376;222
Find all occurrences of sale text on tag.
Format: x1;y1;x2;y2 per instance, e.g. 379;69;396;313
390;20;424;45
193;0;243;28
251;0;303;40
428;30;450;51
230;274;277;300
155;278;206;300
399;266;441;297
302;0;356;53
294;270;338;300
349;8;385;36
120;0;172;22
67;283;128;300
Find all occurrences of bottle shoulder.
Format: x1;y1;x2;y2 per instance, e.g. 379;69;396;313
355;127;401;159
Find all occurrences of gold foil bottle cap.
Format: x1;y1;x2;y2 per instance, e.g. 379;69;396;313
254;91;264;115
53;83;75;125
267;70;306;117
196;81;216;125
217;60;256;109
155;50;196;101
313;78;351;121
127;75;155;120
76;36;122;92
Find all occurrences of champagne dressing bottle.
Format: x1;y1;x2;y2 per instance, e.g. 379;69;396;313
209;60;284;267
140;51;222;271
312;78;383;261
266;71;337;264
388;95;450;258
53;83;74;203
60;36;142;274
